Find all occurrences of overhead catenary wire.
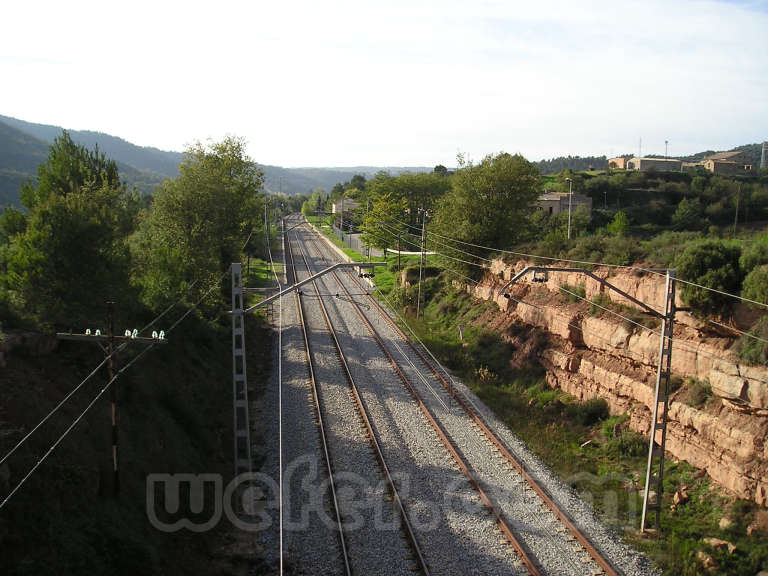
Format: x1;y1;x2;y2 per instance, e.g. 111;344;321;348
556;285;755;373
358;219;755;374
378;214;768;310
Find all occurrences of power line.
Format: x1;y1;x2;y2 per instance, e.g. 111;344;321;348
0;268;230;511
378;214;768;309
0;284;196;469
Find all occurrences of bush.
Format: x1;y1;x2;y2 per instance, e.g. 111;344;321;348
565;397;609;426
559;282;586;302
736;316;768;365
686;378;713;407
606;211;629;236
672;197;708;231
674;240;743;317
740;235;768;271
742;265;768;307
605;430;647;458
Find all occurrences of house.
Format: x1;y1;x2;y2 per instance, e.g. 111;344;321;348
537;192;592;216
626;157;683;172
608;157;628;170
331;198;359;214
700;151;754;175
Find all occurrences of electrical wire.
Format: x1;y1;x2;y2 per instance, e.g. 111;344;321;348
707;319;768;346
0;280;200;469
379;214;768;310
0;266;232;511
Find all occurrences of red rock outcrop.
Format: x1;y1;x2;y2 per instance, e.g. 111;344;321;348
463;259;768;506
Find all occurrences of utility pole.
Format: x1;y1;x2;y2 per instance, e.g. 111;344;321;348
641;270;677;534
498;265;676;535
566;178;574;240
665;140;668;158
417;208;427;318
107;302;117;494
57;308;167;495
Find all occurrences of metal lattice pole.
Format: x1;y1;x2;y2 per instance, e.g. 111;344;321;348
231;263;252;476
641;269;676;533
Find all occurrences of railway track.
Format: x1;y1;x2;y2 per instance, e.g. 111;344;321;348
298;217;623;576
284;230;352;576
286;228;430;575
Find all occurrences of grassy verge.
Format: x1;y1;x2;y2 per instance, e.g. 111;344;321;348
393;279;768;576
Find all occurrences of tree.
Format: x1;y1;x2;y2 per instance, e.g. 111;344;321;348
606;211;629;236
7;188;134;327
433;165;448;176
132;137;264;308
431;152;540;275
360;171;450;250
5;135;137;328
0;206;27;241
674;240;743;318
349;174;367;191
742;265;768;307
20;131;121;211
672;197;707;230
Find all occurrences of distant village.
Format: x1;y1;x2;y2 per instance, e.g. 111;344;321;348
608;150;756;176
536;148;762;217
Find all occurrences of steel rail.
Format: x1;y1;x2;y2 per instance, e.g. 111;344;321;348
303;229;542;576
291;230;431;576
284;229;352;576
306;220;620;576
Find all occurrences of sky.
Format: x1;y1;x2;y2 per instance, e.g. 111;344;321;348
1;0;767;167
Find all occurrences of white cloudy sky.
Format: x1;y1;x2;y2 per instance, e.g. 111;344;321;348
1;0;767;167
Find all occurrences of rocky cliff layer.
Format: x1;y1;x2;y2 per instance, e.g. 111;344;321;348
462;259;768;506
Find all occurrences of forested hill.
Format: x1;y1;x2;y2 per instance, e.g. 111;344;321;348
0;115;432;206
0;118;175;203
0;115;184;177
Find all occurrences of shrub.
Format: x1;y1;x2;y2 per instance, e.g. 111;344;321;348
565;397;609;426
606;211;629;236
559;282;586;302
686;378;713;407
674;240;743;317
740;235;768;271
742;265;768;307
736;316;768;366
605;430;647;458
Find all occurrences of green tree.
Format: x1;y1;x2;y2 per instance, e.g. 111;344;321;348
361;171;450;250
739;234;768;271
674;240;743;317
20;131;121;211
5;135;137;328
742;265;768;307
431;152;540;275
0;206;27;241
606;211;629;236
132;136;264;308
672;197;707;230
7;185;135;328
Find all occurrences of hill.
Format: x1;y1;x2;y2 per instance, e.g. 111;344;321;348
0;115;432;206
0;118;172;204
